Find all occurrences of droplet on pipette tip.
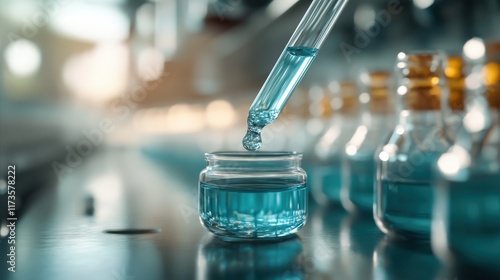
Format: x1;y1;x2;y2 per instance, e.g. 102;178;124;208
242;109;279;151
242;130;262;151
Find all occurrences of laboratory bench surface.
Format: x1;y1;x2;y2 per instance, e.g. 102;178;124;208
0;148;495;280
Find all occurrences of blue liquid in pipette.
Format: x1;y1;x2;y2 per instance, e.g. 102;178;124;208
199;182;307;239
243;46;318;151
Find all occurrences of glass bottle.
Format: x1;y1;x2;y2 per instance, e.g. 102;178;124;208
374;51;450;240
301;85;334;195
199;152;307;240
432;41;500;273
341;71;395;214
310;80;359;205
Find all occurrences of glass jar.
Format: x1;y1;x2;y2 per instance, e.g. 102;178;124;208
341;71;395;214
432;41;500;273
199;152;307;240
374;51;450;240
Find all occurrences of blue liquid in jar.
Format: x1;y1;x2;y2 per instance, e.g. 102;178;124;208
343;153;376;213
438;173;500;271
378;179;433;239
243;46;318;151
199;182;307;239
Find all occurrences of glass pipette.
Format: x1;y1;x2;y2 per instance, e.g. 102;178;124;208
242;0;350;151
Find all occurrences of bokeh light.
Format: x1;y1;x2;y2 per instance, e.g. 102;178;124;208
354;5;376;31
50;2;129;43
463;37;485;60
413;0;434;9
137;47;165;81
205;100;237;129
4;39;41;77
63;43;129;104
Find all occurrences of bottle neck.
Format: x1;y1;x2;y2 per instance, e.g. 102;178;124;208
360;95;393;125
445;56;466;112
328;96;359;121
396;51;444;126
402;86;441;111
447;87;465;112
398;86;443;127
398;109;443;128
360;111;393;126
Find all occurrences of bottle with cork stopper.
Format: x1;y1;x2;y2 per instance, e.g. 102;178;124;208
341;70;395;214
310;80;359;205
374;51;450;240
432;41;500;274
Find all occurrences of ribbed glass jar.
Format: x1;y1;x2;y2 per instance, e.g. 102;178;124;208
199;152;307;240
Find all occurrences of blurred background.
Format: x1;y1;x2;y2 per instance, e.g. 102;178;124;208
1;0;499;197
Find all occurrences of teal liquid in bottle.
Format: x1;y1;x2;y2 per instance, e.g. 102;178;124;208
436;174;500;270
314;161;343;202
374;52;449;240
344;152;376;211
378;152;442;239
432;43;500;274
342;70;395;214
311;81;359;205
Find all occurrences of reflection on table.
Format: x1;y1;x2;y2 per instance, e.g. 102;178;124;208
1;149;498;280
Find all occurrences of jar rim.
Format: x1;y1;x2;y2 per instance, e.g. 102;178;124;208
205;151;302;161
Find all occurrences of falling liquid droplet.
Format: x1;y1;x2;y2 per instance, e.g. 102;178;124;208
243;131;262;151
242;109;279;151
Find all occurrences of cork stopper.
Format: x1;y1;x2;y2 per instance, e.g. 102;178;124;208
397;52;443;110
485;41;500;109
338;80;358;114
320;90;333;117
445;56;465;111
486;41;500;62
361;71;392;114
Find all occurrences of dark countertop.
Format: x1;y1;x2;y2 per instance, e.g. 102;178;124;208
0;149;483;280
